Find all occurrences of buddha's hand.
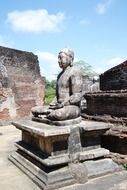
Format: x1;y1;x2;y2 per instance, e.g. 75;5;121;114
49;102;64;109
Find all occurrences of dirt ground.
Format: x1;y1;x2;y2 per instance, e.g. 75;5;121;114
0;125;40;190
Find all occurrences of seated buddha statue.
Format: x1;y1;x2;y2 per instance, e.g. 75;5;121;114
31;48;83;124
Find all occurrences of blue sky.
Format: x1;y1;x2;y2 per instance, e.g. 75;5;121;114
0;0;127;80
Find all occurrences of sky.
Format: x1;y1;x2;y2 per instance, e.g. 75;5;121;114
0;0;127;80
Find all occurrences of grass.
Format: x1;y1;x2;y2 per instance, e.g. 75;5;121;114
44;87;55;105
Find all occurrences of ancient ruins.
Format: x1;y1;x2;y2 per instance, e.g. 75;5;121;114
83;60;127;124
0;46;45;125
82;61;127;161
9;49;122;190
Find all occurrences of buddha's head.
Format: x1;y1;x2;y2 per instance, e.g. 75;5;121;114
58;48;74;69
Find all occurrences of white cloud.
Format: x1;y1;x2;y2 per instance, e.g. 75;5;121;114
96;0;113;15
36;51;57;63
35;51;59;81
7;9;65;33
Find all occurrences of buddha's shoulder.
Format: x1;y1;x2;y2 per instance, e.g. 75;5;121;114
69;65;83;75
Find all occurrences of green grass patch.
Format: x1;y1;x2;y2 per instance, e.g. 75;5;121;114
45;87;55;105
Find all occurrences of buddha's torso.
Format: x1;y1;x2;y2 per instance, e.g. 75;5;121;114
57;66;73;103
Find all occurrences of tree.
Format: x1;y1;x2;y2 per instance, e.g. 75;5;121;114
74;60;98;78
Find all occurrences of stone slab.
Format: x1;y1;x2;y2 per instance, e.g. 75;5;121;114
12;120;112;137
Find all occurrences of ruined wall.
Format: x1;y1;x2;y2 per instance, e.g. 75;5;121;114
84;90;127;117
0;46;45;125
100;61;127;90
83;60;127;121
102;127;127;155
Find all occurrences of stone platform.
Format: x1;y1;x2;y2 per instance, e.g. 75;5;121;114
9;120;122;190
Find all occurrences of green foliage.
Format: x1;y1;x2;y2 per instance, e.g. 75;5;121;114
74;60;98;78
46;80;56;89
45;80;56;105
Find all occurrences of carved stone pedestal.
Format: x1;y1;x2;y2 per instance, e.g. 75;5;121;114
9;120;121;190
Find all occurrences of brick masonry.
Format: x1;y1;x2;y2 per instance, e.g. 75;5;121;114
84;90;127;117
100;61;127;91
0;46;45;125
83;60;127;119
83;61;127;155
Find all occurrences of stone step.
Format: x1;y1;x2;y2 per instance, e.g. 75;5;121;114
9;151;122;190
15;142;110;166
86;158;123;178
9;152;75;190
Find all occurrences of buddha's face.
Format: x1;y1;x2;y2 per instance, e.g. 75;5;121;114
58;52;71;69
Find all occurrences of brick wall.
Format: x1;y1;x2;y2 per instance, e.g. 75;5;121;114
84;90;127;117
0;46;45;125
100;61;127;90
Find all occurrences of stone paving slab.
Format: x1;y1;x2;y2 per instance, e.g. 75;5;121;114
0;124;127;190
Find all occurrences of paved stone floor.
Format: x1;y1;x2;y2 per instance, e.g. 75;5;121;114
0;124;127;190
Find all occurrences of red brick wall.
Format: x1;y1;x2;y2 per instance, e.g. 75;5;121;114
0;46;45;125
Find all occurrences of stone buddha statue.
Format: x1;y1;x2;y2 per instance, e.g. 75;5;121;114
31;48;83;125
